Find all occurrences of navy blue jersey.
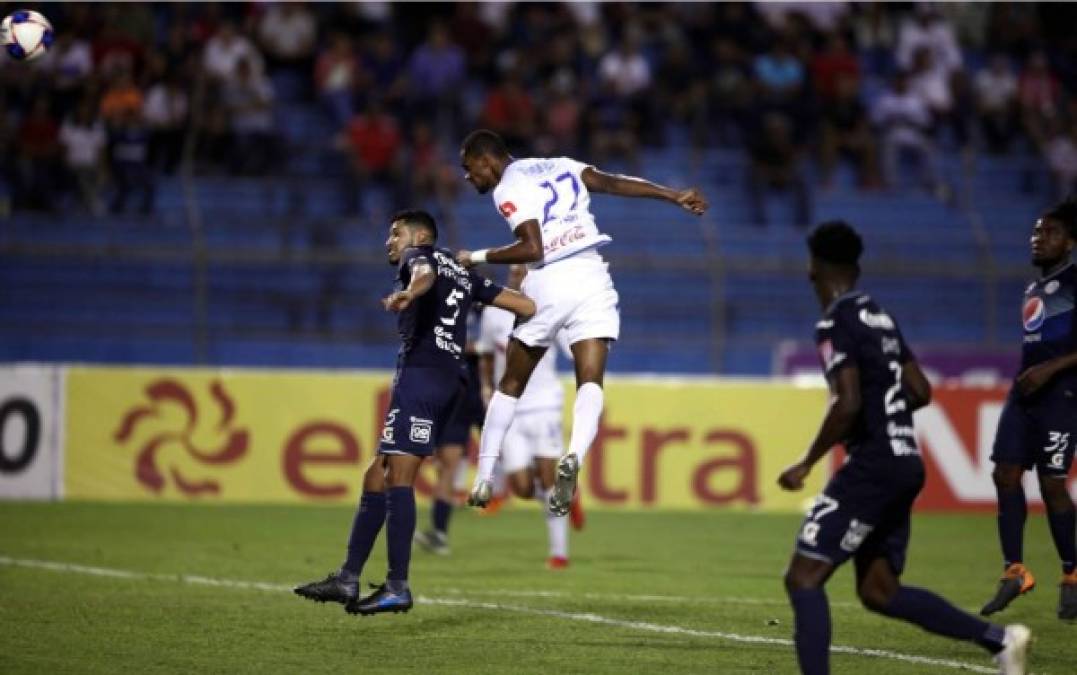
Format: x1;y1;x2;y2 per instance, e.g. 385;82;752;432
395;246;502;369
815;291;919;460
1019;263;1077;386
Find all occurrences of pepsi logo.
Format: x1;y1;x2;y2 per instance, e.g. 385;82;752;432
1023;297;1045;332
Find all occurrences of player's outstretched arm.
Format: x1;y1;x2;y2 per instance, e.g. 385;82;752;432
382;261;435;313
778;366;861;491
489;288;536;321
457;221;543;267
901;358;932;411
581;167;708;216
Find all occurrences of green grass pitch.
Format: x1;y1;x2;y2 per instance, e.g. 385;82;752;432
1;502;1072;674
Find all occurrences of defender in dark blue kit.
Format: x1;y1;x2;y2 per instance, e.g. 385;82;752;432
778;222;1029;675
294;210;535;616
982;200;1077;620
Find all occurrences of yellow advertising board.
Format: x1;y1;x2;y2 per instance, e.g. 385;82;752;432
65;366;828;510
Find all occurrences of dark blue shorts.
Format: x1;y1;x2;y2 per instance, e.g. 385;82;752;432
379;366;464;457
991;384;1077;477
794;457;925;575
440;382;484;446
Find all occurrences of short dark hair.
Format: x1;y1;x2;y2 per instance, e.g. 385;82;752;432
461;129;509;159
1042;198;1077;240
807;220;864;267
392;209;438;241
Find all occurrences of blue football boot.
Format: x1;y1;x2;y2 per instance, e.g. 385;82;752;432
346;583;413;616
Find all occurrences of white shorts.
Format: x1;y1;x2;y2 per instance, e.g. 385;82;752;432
502;409;564;474
512;249;620;349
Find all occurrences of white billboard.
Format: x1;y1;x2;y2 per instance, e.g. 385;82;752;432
0;364;63;500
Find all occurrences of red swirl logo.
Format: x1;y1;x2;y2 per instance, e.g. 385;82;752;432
113;379;249;496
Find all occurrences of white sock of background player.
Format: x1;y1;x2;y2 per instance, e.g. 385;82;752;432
538;487;568;559
475;391;518;482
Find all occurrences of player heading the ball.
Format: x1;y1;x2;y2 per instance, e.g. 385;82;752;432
455;129;707;517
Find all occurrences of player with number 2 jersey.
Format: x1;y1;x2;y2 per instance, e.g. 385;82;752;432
777;221;1029;675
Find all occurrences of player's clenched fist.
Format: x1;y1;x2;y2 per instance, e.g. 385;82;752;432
382;291;413;312
777;461;810;491
675;188;708;216
455;250;475;267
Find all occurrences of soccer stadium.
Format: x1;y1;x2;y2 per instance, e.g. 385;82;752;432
2;2;1076;673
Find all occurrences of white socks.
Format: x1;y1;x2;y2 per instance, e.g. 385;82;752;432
476;391;518;481
538;487;568;559
567;382;604;465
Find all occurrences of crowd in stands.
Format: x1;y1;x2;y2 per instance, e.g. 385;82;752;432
3;2;1077;223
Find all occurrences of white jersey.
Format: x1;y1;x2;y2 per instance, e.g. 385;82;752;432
492;157;612;267
477;304;565;413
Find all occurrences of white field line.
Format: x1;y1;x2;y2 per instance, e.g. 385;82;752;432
430;586;861;609
0;556;997;674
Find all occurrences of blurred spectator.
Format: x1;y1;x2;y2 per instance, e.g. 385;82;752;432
896;4;962;76
221;58;276;175
364;33;408;110
100;68;144;127
810;34;859;103
975;54;1018;154
755;2;850;36
14;98;60;211
0;105;13;218
588;80;640;170
537;73;582;155
907;47;961;142
143;74;189;174
480;71;536;152
850;3;898;75
410;121;459;210
657;42;709;146
819;73;879;189
92;21;145;78
341;99;405;215
709;38;751;146
44;33;94;114
598;28;652;98
1044;121;1077;199
58;99;107;214
203;20;263;84
407;22;466;134
753;37;806;121
314;33;364;128
257;3;317;71
872;73;946;198
450;2;496;77
745;112;811;227
161;22;196;75
1018;51;1060;150
108;109;154;214
598;27;655;144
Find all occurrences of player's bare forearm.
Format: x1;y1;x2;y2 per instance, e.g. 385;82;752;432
404;266;435;298
490;288;536;320
382;265;434;312
901;359;932;412
487;240;543;264
1017;349;1077;396
802;400;857;469
457;221;543;267
582;167;708;215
